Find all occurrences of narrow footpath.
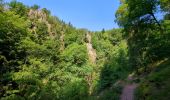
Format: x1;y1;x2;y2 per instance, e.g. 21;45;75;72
120;75;138;100
121;83;137;100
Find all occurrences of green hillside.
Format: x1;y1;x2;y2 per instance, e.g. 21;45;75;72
0;0;170;100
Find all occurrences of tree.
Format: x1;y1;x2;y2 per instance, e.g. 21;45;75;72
160;0;170;20
115;0;166;72
0;11;28;97
42;8;51;16
8;0;28;17
0;0;4;12
31;4;40;10
101;28;105;33
160;0;170;12
116;0;160;29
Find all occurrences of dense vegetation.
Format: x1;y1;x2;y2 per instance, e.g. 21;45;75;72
0;0;170;100
116;0;170;99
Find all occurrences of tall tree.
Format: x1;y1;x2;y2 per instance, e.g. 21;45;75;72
115;0;165;72
8;0;28;17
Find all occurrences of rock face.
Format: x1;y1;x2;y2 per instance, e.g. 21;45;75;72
86;43;96;64
85;32;97;95
60;31;65;51
28;9;55;38
86;32;96;64
28;9;47;21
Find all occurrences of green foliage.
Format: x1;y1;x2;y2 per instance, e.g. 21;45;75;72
97;85;122;100
61;43;88;66
160;0;170;13
0;10;30;98
99;44;129;90
116;0;170;100
116;0;170;72
0;10;28;73
1;0;169;99
90;28;129;98
8;0;28;17
64;27;86;47
35;22;49;42
60;79;89;100
0;6;92;99
115;0;129;27
42;8;51;16
135;60;170;100
60;43;93;79
0;0;4;12
31;4;40;10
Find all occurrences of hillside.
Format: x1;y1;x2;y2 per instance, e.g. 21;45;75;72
0;0;170;100
135;59;170;100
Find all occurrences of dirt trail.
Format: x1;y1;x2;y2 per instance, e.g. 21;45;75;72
120;75;138;100
121;83;137;100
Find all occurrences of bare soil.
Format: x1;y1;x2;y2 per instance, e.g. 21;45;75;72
120;83;138;100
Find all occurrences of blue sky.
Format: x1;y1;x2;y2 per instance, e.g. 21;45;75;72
6;0;120;31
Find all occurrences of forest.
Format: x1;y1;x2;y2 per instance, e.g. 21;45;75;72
0;0;170;100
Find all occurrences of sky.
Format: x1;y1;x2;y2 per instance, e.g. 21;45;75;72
6;0;120;31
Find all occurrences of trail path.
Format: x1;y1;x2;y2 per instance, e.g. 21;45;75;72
120;75;138;100
121;83;137;100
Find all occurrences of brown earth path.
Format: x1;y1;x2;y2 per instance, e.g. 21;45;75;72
120;83;137;100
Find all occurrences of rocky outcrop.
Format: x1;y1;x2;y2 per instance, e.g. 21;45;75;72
28;9;47;21
86;32;96;64
28;9;55;38
85;32;97;95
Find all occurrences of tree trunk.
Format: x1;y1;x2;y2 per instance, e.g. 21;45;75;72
150;13;163;32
